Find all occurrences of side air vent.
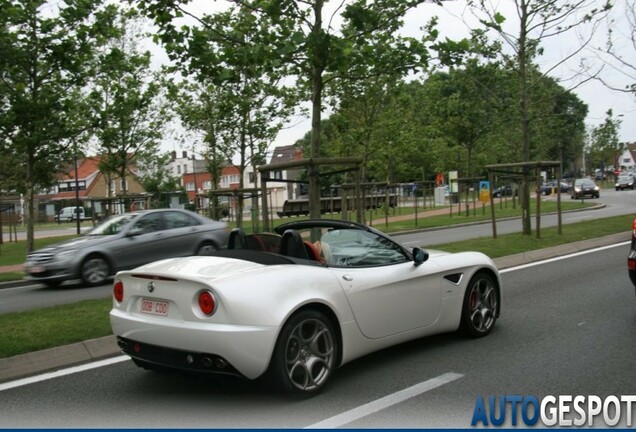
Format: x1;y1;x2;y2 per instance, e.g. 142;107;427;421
444;273;463;285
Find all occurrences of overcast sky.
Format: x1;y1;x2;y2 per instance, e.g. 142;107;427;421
156;0;635;155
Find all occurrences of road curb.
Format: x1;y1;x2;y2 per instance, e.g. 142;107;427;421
0;335;119;384
493;231;630;269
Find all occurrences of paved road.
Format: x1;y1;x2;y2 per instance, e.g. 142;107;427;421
1;245;634;428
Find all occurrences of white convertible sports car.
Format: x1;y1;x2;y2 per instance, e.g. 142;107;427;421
110;219;501;395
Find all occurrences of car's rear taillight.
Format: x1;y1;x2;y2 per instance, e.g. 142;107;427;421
114;280;124;303
629;259;636;271
198;290;216;316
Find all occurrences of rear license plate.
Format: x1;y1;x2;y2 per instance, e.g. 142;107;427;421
141;299;169;316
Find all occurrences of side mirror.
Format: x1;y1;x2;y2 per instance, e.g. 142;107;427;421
413;247;429;266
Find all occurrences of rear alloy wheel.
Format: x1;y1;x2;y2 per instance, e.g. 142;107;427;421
270;310;337;395
460;273;499;337
80;256;110;286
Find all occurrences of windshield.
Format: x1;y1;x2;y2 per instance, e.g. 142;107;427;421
85;214;137;236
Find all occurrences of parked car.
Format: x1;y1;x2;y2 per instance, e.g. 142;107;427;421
25;209;229;287
628;218;636;293
56;206;85;222
492;185;517;198
110;219;502;395
570;178;600;199
540;180;570;195
615;172;635;190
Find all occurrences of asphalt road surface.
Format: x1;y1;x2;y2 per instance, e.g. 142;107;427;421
1;244;634;428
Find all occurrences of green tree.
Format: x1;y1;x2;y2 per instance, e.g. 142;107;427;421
0;0;118;252
166;79;232;219
137;151;181;208
136;0;440;223
468;0;612;235
592;0;636;95
530;77;588;176
141;4;296;227
419;62;515;179
586;109;623;174
88;11;168;213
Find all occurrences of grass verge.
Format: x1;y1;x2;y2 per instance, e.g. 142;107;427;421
0;298;112;358
428;214;633;258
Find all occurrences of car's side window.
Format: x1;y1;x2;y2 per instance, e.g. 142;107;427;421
320;229;408;267
132;213;163;234
164;211;197;229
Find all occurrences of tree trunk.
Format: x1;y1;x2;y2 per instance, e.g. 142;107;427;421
309;0;324;221
25;151;35;253
518;0;532;235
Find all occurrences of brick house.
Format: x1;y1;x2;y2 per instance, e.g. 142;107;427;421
37;155;148;221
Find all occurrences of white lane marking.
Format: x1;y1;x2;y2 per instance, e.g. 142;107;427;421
499;241;630;273
305;372;463;429
0;355;130;392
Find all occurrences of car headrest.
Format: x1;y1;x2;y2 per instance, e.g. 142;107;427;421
279;229;309;260
228;228;248;250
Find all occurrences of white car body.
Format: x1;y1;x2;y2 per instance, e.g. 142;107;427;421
110;220;501;394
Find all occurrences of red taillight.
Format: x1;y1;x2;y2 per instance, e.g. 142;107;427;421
198;290;216;316
629;259;636;271
114;280;124;302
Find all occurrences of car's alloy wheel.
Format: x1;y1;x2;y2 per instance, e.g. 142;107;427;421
81;256;110;286
197;242;217;255
271;310;337;395
460;273;498;337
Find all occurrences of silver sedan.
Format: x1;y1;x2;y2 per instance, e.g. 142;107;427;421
25;209;228;287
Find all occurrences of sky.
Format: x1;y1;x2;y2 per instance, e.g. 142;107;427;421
154;0;635;156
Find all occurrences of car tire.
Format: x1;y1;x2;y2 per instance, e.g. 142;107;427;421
459;272;499;338
196;241;218;256
80;255;110;286
269;309;338;395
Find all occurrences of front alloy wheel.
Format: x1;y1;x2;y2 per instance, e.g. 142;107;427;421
460;273;498;337
197;242;217;255
270;310;337;395
81;256;110;286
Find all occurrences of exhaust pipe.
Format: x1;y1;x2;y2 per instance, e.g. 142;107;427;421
117;339;128;351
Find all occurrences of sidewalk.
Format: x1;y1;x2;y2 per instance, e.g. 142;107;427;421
0;264;23;273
